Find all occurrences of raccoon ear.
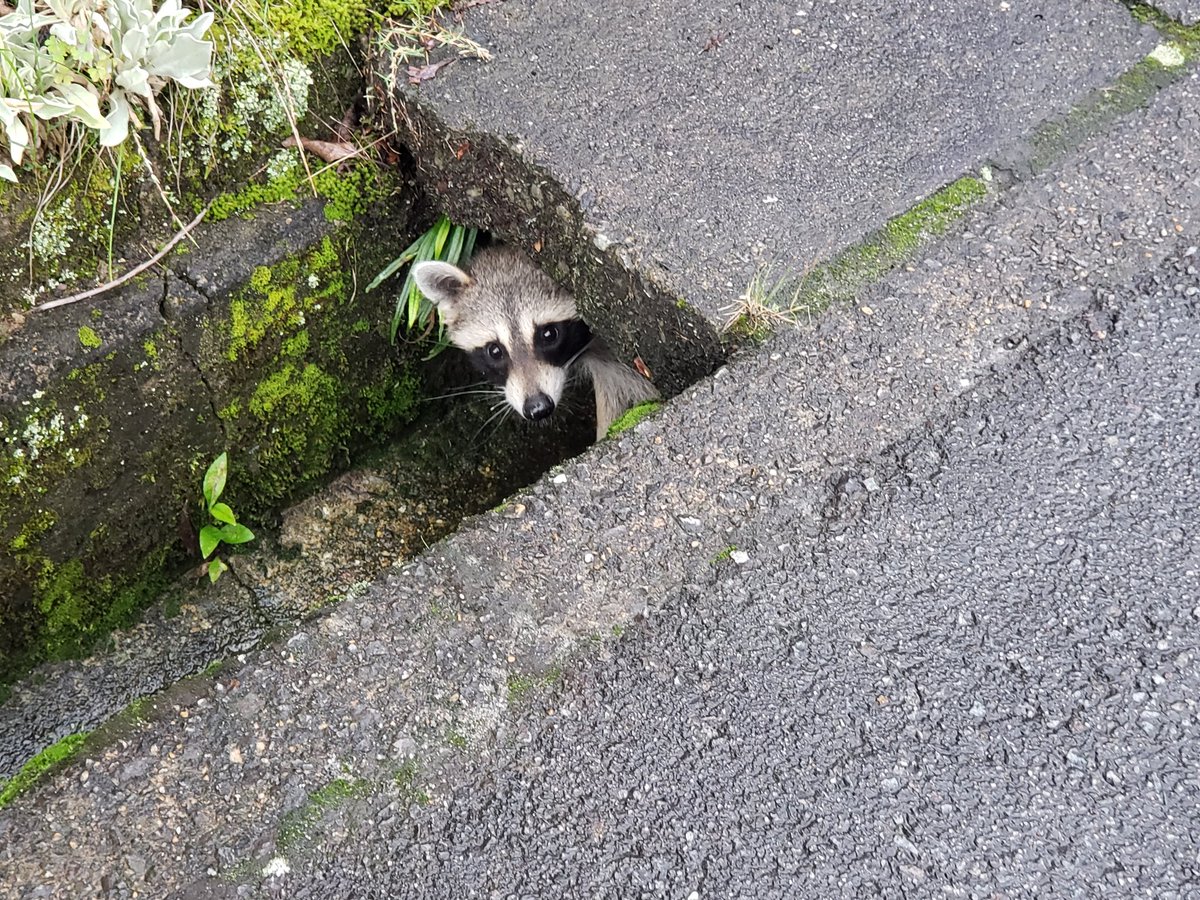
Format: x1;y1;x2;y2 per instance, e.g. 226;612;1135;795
412;261;471;314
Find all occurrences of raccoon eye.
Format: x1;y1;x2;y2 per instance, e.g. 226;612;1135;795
539;324;559;344
486;342;505;361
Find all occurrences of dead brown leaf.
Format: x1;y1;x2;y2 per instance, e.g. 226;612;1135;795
282;135;361;165
408;56;457;85
333;103;359;143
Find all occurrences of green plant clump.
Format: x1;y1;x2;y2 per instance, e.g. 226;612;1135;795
367;213;478;348
198;452;255;582
0;0;215;183
0;732;89;808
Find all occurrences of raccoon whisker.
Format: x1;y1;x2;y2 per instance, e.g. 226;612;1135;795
564;339;595;369
420;387;501;402
472;405;513;446
481;406;516;446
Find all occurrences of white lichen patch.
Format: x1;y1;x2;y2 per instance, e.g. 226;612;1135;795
262;856;291;878
1148;42;1186;69
24;198;76;266
3;402;91;486
267;148;301;182
212;34;314;160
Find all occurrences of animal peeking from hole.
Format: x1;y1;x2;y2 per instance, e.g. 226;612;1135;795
413;247;659;441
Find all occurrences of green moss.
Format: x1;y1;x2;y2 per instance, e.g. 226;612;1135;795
0;732;89;808
606;400;663;437
29;545;174;662
257;0;425;60
393;759;418;789
126;696;150;723
225;236;344;363
446;730;468;750
281;330;311;358
883;176;986;250
278;777;371;850
213;231;423;512
10;510;56;552
1123;2;1200;50
207;162;390;224
507;666;563;702
1029;52;1184;174
746;174;990;323
77;325;102;349
34;559;89;656
244;362;341;503
313;165;390;222
726;313;773;343
142;339;158;360
507;673;537;701
392;759;431;805
362;371;420;430
710;545;736;565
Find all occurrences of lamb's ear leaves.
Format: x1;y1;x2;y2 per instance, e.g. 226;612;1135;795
203;453;227;508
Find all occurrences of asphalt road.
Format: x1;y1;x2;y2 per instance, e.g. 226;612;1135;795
285;240;1200;900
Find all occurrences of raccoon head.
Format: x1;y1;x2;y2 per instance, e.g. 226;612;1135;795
412;247;594;422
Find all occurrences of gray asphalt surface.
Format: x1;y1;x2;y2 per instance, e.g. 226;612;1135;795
415;0;1154;319
2;9;1199;900
295;243;1200;899
278;78;1200;898
1159;1;1200;25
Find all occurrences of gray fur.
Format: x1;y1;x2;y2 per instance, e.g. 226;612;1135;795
413;247;659;440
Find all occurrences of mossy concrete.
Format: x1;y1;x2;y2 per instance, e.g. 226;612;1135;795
0;188;425;691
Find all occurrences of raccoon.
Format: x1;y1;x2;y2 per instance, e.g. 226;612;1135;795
412;246;659;440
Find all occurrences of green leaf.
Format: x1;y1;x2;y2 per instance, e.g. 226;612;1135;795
209;502;236;525
208;558;227;583
406;281;422;330
461;227;478;263
219;523;255;545
202;452;227;507
366;238;423;292
199;525;222;559
444;224;465;264
431;216;451;255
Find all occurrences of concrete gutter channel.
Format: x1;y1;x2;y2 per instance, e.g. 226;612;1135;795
1;0;1198;894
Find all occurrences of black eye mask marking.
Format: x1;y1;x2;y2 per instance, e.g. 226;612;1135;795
534;319;592;368
467;342;510;385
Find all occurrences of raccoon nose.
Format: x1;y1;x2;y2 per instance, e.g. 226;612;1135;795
523;393;555;421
